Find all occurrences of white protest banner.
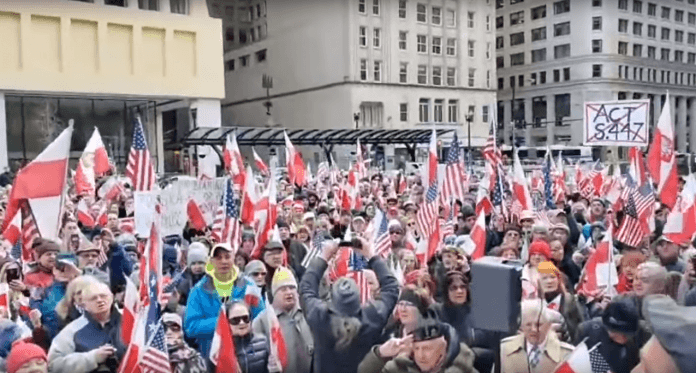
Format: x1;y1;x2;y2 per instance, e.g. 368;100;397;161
583;100;650;147
159;176;226;236
134;191;159;237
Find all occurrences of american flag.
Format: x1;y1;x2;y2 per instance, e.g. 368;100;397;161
482;121;502;170
616;177;654;247
316;162;329;182
21;204;39;263
578;162;602;199
141;317;170;373
126;116;156;192
347;250;372;304
492;168;504;210
442;200;455;238
416;182;439;238
96;246;108;269
441;132;465;205
589;345;612;373
301;233;324;268
211;178;241;250
373;209;391;259
543;153;556;209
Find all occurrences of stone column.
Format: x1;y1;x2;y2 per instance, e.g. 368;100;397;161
678;96;688;152
690;97;696;154
0;93;8;170
546;94;555;146
524;97;532;147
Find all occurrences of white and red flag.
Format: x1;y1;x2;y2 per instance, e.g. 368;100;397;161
224;133;246;186
75;199;96;228
264;297;288;372
554;342;592;373
647;93;678;209
121;276;139;345
576;225;618;298
186;198;208;231
512;150;532;211
125;117;155;192
210;306;238;373
74;159;95;197
662;175;696;245
85;127;111;176
2;208;21;247
416;129;439;238
240;166;258;226
284;131;306;186
469;211;487;260
252;147;269;175
4;124;72;241
628;147;647;186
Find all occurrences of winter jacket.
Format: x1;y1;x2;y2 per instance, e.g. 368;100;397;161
252;305;314;373
500;332;573;373
184;271;265;358
485;229;503;254
282;239;308;281
169;343;207;373
30;280;68;340
553;292;585;342
48;308;126;373
574;318;651;373
24;265;55;290
234;333;270;373
176;269;206;306
100;242;133;292
300;256;399;373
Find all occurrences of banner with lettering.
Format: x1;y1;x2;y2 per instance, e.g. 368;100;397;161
583;100;650;147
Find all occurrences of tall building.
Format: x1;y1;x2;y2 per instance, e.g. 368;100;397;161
496;0;696;155
0;0;224;174
216;0;497;167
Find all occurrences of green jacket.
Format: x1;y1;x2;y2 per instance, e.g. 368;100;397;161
357;342;478;373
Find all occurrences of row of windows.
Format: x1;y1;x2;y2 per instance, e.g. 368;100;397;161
225;24;267;44
498;67;570;90
498;93;572;129
70;0;188;13
618;0;696;25
225;49;267;71
614;40;696;64
361;29;490;59
413;99;469;124
359;60;492;88
497;44;570;68
618;64;696;86
496;0;570;29
358;0;485;30
495;22;569;49
212;2;266;22
615;19;696;44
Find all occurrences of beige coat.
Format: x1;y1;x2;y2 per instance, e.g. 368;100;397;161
499;333;574;373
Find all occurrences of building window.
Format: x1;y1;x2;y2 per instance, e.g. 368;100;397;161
634;0;642;13
432;6;442;24
553;0;570;14
432;66;442;85
553;69;561;82
633;22;642;36
496;16;504;29
486;42;491;59
400;103;408;122
511;52;525;66
662;6;670;20
618;41;628;55
647;3;656;16
417;35;427;53
482;105;489;123
359;0;366;13
226;59;235;71
592;0;602;6
399;63;408;83
359;102;384;127
486;15;491;31
447;67;456;86
225;28;234;42
359;27;367;47
592;39;602;53
518;75;525;88
360;59;367;80
618;0;628;10
689;12;696;25
432;37;442;54
662;27;670;41
510;32;525;46
250;28;256;43
419;99;430;122
563;67;570;80
448;100;458;123
468;11;475;28
675;50;684;63
510;10;524;25
531;5;547;20
540;71;547;84
676;10;684;23
554;21;570;37
554;44;571;59
373;28;381;48
446;9;456;26
497;56;505;68
648;46;656;58
592;64;602;77
399;0;406;18
676;30;684;43
486;70;491;88
661;48;670;60
374;61;381;81
531;48;546;62
531;72;537;85
399;31;407;50
256;49;267;62
496;36;504;49
468;68;475;87
240;54;250;67
592;17;602;30
446;38;456;55
648;25;656;38
468;40;475;57
633;44;642;56
373;0;380;15
104;0;126;6
434;99;444;122
417;3;426;22
498;77;504;89
418;65;427;84
170;0;187;14
689;32;696;45
618;19;628;33
532;96;547;124
138;0;158;10
239;29;247;44
689;52;696;64
532;27;547;41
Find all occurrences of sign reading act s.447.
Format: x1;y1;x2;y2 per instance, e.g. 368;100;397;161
583;100;650;147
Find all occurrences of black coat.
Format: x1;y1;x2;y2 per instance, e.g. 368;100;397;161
234;334;270;373
177;269;206;306
574;318;651;373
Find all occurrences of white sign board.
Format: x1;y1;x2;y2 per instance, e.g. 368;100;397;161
583;100;650;147
159;177;227;236
134;191;159;237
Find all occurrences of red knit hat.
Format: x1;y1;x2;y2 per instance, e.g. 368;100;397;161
6;342;47;373
528;240;551;260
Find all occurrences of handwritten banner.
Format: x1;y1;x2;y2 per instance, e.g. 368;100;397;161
583;100;650;147
159;177;226;236
134;191;159;237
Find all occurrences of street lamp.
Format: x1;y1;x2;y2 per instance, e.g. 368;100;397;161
465;106;474;166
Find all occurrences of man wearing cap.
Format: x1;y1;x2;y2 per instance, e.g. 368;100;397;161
653;236;687;273
358;317;477;373
74;245;110;286
253;267;314;373
184;243;264;357
500;300;574;373
24;239;60;290
519;211;536;234
352;213;367;235
163;313;207;373
631;294;696;373
575;295;652;373
303;212;316;232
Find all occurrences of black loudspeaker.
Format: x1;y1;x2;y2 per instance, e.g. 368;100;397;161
470;257;524;333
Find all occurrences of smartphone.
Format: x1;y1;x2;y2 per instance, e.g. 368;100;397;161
70;234;80;250
5;268;19;283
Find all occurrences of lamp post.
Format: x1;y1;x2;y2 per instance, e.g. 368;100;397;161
465;106;474;167
262;74;273;116
353;112;360;129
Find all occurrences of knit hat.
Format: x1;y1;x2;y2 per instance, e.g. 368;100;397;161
271;266;298;295
6;342;47;373
330;277;361;317
187;243;208;266
398;288;430;316
163;244;178;268
32;238;60;259
244;260;266;277
277;219;290;229
602;296;639;336
528;240;551;260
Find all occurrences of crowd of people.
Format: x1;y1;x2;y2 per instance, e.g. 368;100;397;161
0;159;695;373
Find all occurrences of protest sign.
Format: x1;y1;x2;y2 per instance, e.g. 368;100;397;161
159;176;226;236
583;100;650;146
134;191;159;237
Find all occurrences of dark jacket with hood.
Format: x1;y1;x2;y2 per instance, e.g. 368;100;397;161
300;256;399;373
98;241;133;292
176;268;206;306
234;333;270;373
282;239;308;280
574;318;651;373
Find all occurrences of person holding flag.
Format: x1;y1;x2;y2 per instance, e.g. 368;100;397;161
162;313;207;373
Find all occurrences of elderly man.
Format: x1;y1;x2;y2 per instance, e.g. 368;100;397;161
48;279;125;373
252;267;313;373
631;295;696;373
500;300;574;373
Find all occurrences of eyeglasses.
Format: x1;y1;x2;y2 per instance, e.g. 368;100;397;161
252;272;267;277
229;315;250;325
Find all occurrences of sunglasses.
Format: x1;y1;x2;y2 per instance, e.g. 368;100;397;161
252;272;267;277
229;315;250;325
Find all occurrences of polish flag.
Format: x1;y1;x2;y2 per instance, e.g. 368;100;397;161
84;127;111;176
187;198;208;231
427;129;438;186
512;150;532;211
121;276;139;345
554;342;592;373
475;171;493;215
224;133;246;187
98;176;124;201
628;148;646;186
75;199;96;228
284;132;306;186
663;177;696;245
424;218;441;265
240;166;258;226
265;298;288;372
576;225;618;296
3;125;73;241
210;306;238;373
251;173;277;259
117;307;146;373
647;93;678;209
469;211;487;260
0;283;8;310
2;208;21;246
74;160;95;197
252;147;269;175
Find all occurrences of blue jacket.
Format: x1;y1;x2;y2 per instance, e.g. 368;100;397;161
100;243;133;291
184;272;265;358
30;281;67;340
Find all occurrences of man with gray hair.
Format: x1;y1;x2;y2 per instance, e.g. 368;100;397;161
500;300;574;373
